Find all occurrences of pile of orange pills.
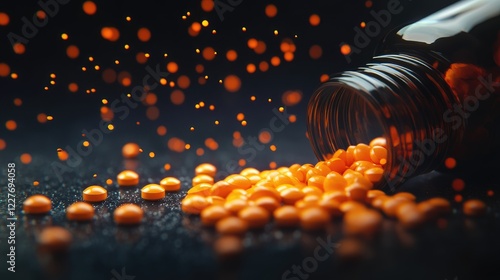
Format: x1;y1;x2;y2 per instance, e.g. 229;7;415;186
182;139;488;235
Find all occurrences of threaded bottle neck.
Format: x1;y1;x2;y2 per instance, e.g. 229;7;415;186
307;53;462;190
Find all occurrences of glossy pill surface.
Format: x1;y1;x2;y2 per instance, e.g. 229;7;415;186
66;202;94;221
83;185;108;202
23;194;51;214
117;170;140;186
141;184;166;200
114;204;143;225
160;177;181;191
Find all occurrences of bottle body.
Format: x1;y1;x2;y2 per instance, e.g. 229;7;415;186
307;0;500;190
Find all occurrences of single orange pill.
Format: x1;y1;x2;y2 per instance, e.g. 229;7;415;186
160;176;181;191
254;196;280;212
83;185;108;202
280;187;305;205
38;226;72;252
195;163;217;177
366;190;386;204
301;186;323;197
181;195;210;214
314;161;331;176
225;174;252;190
210;181;235;198
238;206;270;228
323;172;347;192
300;207;330;231
66;202;94;221
248;185;281;202
393;192;416;201
272;174;295;187
23;194;52;214
339;201;366;214
369;145;387;165
224;198;249;214
364;167;384;183
122;142;141;159
345;146;355;166
426;197;451;215
323;191;349;204
354;144;372;162
343;208;382;237
369;137;387;148
463;199;486;217
345;183;368;202
206;195;225;206
307;175;326;190
114;204;143;225
192;174;214;186
117;170;139;186
201;205;231;226
273;206;300;227
187;183;212;196
240;167;260;177
395;202;425;229
325;158;347;174
318;198;343;217
216;216;249;235
141;184;166;200
332;149;348;163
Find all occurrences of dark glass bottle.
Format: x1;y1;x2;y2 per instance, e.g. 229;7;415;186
307;0;500;189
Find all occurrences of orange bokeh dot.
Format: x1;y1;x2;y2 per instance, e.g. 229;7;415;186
168;137;185;153
146;106;160;120
102;68;117;84
201;0;215;12
444;157;456;169
20;153;32;164
205;138;219;151
236;113;245;121
259;61;269;72
0;12;9;26
13;98;22;106
238;159;246;167
196;148;205;156
247;38;258;49
36;10;46;19
145;93;157;105
157;125;167;136
0;139;5;150
66;45;80;59
101;27;120;41
170;89;185;105
198;77;206;85
320;74;329;82
309;14;320;26
452;178;465;192
202;46;216;61
270;56;280;67
282;90;302;106
167;62;178;73
0;63;10;77
269;162;277;169
13;43;26;54
135;52;147;64
68;83;78;92
37;113;47;123
83;1;97;15
258;131;272;144
289;115;297;123
177;75;191;89
226;50;238;61
254;41;267;54
340;44;352;55
224;75;241;92
5;120;17;131
309;45;323;59
246;63;256;74
365;0;373;8
100;106;114;121
195;64;204;73
191;22;201;32
265;4;278;18
58;150;69;161
137;27;151;42
284;52;294;62
118;71;131;87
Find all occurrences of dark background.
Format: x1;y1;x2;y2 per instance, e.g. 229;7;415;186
3;1;500;280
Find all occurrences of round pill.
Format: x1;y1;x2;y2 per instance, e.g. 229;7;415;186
273;206;300;227
181;195;210;214
38;226;72;252
117;170;139;186
195;163;217;177
300;206;330;231
66;202;94;221
238;206;270;228
192;174;214;186
83;185;108;202
23;194;51;214
216;216;249;235
201;205;231;226
160;177;181;191
114;204;143;225
141;184;165;200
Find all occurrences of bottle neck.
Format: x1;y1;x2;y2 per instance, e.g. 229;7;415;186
307;53;462;190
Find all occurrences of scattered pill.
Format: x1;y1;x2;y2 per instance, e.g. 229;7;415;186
23;194;51;214
114;204;143;225
83;185;108;202
195;163;217;177
192;174;214;185
117;170;139;186
66;202;94;221
201;205;231;226
182;195;210;214
141;184;166;200
160;176;181;191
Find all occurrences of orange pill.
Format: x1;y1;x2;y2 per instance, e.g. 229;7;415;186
226;189;248;201
141;184;166;200
345;146;355;166
306;168;322;182
195;163;217;177
395;202;425;229
225;174;252;190
325;158;347;174
248;186;281;202
214;236;243;258
181;195;210;214
187;183;212;196
254;196;280;212
318;198;342;217
66;202;94;221
371;195;390;209
301;186;323;197
273;206;300;227
323;172;347;192
83;185;108;202
216;216;249;235
206;195;225;206
426;197;451;215
240;167;260;177
38;226;72;252
345;183;368;202
369;137;387;148
323;191;349;204
160;176;181;191
364;167;384;183
201;205;231;226
247;174;262;185
23;194;52;214
382;197;412;217
272;174;294;187
353;143;371;162
117;170;139;186
114;203;143;225
370;145;387;165
350;160;377;173
210;181;237;198
280;187;305;205
224;198;249;214
393;192;416;201
307;175;325;190
463;199;486;217
343;208;382;237
238;206;270;228
332;149;347;163
122;142;140;159
366;190;386;203
192;174;214;186
339;201;366;214
300;206;330;231
314;161;331;176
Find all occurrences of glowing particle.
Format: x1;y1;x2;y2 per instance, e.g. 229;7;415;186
66;45;79;59
149;152;155;158
265;4;278;18
185;144;191;150
270;145;277;151
107;124;114;131
241;120;247;126
164;163;171;171
242;27;247;32
202;46;216;60
61;33;68;40
0;12;9;26
445;157;456;169
13;43;26;54
340;44;352;55
5;120;17;131
247;63;256;74
202;20;209;27
215;120;220;125
137;27;151;42
452;178;465;192
20;153;32;164
0;63;10;77
274;30;279;35
126;16;131;21
83;1;97;15
309;14;320;26
201;0;215;11
33;181;39;186
224;75;241;92
0;139;6;150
